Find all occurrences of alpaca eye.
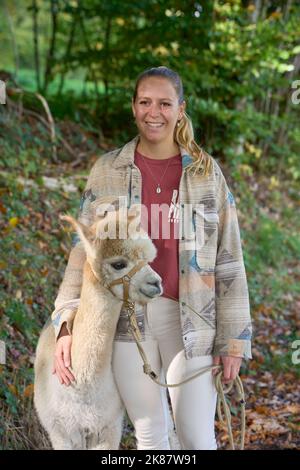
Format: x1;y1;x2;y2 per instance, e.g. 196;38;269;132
111;261;127;270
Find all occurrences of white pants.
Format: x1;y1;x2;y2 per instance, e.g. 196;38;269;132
112;296;218;450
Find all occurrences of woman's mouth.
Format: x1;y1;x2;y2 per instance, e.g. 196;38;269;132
145;122;165;129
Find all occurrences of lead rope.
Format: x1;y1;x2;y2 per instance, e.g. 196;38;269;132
125;298;246;450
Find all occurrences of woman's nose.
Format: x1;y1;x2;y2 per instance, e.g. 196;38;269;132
148;104;161;117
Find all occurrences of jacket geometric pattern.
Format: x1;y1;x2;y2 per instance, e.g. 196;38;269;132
51;134;252;360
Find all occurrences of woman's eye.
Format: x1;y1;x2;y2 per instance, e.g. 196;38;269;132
139;101;170;106
112;261;127;270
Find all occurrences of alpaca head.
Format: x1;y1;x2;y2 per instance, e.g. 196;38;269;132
60;206;163;305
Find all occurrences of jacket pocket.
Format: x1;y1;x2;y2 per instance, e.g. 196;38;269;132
193;207;219;271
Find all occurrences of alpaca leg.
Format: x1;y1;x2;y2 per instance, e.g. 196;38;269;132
50;429;74;450
90;424;123;450
49;425;84;450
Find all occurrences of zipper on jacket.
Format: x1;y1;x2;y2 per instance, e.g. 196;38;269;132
128;162;143;207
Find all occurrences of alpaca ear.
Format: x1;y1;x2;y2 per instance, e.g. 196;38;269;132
59;214;96;260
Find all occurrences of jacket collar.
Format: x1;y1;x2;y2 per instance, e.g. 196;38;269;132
112;134;193;170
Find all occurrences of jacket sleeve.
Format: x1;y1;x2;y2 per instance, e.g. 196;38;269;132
213;162;252;360
51;172;97;339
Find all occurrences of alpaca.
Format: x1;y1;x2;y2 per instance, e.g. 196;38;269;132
34;207;163;450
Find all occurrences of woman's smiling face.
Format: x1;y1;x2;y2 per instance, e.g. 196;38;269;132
132;76;185;144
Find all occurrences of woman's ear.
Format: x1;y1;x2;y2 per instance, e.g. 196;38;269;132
131;99;136;118
179;100;186;120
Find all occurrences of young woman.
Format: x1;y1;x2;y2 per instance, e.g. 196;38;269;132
51;66;252;450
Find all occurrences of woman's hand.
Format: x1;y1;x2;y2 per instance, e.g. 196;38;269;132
212;355;242;383
52;322;75;386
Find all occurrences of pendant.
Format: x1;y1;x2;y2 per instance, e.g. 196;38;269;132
156;186;161;194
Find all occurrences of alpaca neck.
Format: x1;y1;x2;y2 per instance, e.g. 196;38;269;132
71;261;123;383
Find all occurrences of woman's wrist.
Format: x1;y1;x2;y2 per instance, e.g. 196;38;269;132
58;322;70;339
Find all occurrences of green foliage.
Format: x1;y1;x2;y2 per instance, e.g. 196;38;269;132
1;0;299;179
247;214;296;269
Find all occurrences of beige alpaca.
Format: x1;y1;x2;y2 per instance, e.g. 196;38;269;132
34;208;163;450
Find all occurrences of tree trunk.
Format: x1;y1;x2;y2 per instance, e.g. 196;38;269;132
31;0;41;91
57;13;77;96
250;0;262;23
102;16;112;126
283;0;293;21
43;0;59;94
4;0;19;79
78;14;100;98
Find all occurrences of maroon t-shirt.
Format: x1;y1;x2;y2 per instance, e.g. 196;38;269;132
134;149;182;300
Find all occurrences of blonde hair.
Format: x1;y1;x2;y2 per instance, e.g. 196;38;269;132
132;66;213;178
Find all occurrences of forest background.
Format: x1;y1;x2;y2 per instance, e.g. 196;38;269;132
0;0;299;450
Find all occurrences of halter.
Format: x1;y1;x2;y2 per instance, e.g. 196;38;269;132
107;260;148;301
90;259;148;341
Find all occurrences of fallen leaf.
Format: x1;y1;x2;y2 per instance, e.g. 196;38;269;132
23;384;34;398
8;384;18;396
9;217;19;227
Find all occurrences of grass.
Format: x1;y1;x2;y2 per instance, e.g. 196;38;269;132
8;67;105;96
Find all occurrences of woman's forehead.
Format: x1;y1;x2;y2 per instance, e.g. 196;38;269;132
137;77;177;99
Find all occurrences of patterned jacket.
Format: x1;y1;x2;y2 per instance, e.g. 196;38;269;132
51;134;252;360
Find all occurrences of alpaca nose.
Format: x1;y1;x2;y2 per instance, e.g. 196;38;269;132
146;280;161;295
140;278;162;298
147;280;160;290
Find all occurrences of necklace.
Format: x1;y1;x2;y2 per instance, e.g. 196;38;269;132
140;154;173;194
